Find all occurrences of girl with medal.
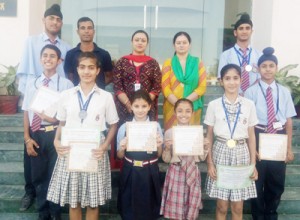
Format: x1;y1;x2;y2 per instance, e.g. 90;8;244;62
47;52;119;220
204;64;258;220
160;98;210;220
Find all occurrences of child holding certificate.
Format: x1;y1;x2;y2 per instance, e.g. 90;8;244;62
116;89;163;220
22;44;73;219
244;47;296;220
47;52;119;220
204;64;258;220
160;98;209;220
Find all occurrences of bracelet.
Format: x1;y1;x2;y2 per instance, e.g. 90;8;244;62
24;138;31;144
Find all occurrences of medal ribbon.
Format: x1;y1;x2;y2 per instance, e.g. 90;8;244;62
234;46;252;67
222;97;241;139
77;90;95;123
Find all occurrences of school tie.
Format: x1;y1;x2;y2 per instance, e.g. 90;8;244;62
240;48;250;92
266;86;277;133
31;78;51;132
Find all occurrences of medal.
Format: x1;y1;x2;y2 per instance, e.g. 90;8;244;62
227;139;236;148
222;96;241;149
77;90;95;123
245;65;252;72
79;110;87;120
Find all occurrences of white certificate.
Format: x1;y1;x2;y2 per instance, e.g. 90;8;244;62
61;127;101;146
62;127;101;173
68;142;98;172
259;133;287;161
172;125;203;156
216;164;254;190
126;122;157;152
29;86;60;116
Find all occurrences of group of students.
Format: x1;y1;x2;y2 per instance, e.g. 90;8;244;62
17;4;296;220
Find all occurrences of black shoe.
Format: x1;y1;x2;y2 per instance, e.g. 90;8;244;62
50;214;61;220
19;193;34;211
37;213;50;220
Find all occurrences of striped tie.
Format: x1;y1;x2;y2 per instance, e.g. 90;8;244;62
266;86;277;133
31;78;51;132
240;48;250;92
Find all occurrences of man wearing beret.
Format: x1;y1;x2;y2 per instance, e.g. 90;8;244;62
17;4;70;215
217;13;262;94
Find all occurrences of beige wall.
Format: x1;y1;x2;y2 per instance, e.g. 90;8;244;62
252;0;300;74
0;0;45;71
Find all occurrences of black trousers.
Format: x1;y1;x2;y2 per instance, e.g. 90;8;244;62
24;143;36;196
29;129;60;217
251;128;286;220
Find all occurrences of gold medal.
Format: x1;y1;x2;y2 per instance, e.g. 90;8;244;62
227;139;236;148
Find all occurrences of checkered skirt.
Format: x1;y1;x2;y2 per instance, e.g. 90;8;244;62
47;152;111;208
160;159;202;220
205;140;257;201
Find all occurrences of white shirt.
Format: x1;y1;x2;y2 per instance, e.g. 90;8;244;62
57;85;119;131
204;95;258;139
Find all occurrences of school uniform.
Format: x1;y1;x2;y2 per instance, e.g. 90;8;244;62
218;44;262;93
204;95;258;201
22;73;73;219
116;118;163;220
244;80;296;220
47;85;119;208
160;128;208;220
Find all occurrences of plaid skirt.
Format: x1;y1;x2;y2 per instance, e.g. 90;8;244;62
160;162;202;220
205;140;257;201
47;152;111;208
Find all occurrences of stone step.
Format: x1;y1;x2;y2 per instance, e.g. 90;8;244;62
0;213;121;220
0;127;24;144
0;184;300;215
0;114;23;127
0;143;24;162
0;213;299;220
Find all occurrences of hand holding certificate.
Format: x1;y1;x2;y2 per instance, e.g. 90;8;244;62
259;133;288;161
126;122;157;152
30;86;60;117
172;125;204;156
216;164;254;190
61;127;101;172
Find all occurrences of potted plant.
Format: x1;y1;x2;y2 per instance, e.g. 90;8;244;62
275;64;300;117
0;64;20;114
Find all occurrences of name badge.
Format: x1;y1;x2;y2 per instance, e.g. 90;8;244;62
134;83;141;91
273;121;282;129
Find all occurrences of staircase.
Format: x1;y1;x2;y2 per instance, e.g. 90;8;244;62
0;85;300;219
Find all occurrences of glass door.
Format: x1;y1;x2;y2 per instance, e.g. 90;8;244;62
59;0;251;74
149;0;205;66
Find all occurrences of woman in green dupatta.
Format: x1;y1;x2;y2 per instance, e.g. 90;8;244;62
161;31;207;130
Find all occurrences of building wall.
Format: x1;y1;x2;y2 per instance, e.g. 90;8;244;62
252;0;300;74
0;0;45;71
